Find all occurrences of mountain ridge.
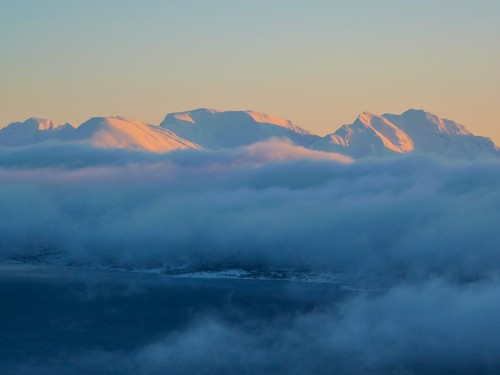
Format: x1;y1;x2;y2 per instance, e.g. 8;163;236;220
312;109;498;158
0;109;498;159
160;108;313;149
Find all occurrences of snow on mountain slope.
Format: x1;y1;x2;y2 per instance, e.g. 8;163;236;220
313;110;498;159
245;111;310;135
160;108;316;149
1;109;497;159
383;109;498;158
0;118;75;147
386;109;470;136
0;116;201;153
338;112;413;157
73;117;201;152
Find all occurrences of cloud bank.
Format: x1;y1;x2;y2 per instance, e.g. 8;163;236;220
0;139;499;283
1;139;499;374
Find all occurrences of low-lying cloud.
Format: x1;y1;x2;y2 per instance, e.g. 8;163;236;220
1;139;499;374
6;278;500;374
0;139;499;283
123;279;500;374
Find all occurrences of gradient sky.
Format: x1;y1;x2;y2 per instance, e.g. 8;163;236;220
1;0;499;143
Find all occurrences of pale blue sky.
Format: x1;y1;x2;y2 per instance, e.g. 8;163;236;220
1;0;499;142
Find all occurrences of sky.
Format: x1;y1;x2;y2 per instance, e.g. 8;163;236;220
1;0;499;143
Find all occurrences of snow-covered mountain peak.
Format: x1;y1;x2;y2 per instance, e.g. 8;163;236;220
160;109;311;149
165;108;222;125
355;112;394;129
74;117;201;152
333;112;415;156
4;117;70;132
25;117;56;131
314;108;498;159
0;118;75;147
163;109;308;132
357;111;380;121
389;109;471;136
1;108;497;159
244;110;310;135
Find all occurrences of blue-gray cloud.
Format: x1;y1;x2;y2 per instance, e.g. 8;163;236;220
5;278;500;375
0;140;498;284
1;140;499;374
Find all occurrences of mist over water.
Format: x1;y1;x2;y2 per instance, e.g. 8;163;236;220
1;140;499;374
2;265;500;375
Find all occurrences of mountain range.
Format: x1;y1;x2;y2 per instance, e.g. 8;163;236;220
0;109;498;159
